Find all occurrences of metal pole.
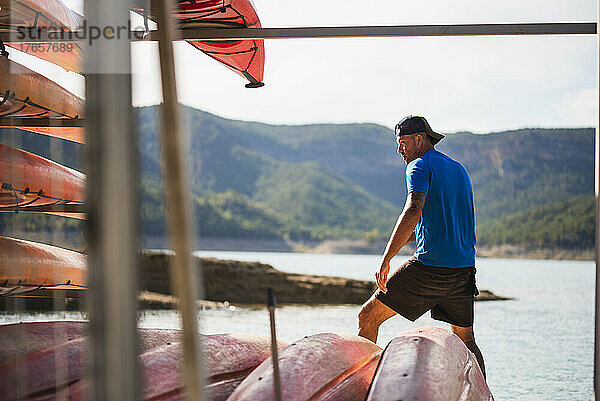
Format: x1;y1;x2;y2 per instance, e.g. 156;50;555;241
0;119;84;127
595;5;600;398
155;1;204;401
85;0;139;400
267;288;282;401
1;22;595;43
154;22;598;41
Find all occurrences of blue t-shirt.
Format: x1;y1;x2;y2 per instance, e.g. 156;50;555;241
406;149;476;268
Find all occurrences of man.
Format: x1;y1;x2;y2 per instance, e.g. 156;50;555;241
357;115;486;378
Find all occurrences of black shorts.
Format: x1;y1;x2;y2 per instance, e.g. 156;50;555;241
375;257;478;327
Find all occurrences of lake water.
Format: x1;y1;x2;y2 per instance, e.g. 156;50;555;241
1;252;594;400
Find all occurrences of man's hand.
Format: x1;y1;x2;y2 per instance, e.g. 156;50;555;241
375;191;425;294
375;259;390;293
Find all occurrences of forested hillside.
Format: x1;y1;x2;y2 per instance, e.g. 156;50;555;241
477;196;594;249
0;106;594;253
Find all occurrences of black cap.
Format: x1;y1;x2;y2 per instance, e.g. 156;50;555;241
395;116;444;145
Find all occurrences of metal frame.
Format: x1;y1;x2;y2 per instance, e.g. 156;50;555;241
596;10;599;401
160;22;597;40
0;118;84;127
0;204;85;213
0;22;594;43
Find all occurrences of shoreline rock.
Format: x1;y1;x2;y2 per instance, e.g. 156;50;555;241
141;251;510;306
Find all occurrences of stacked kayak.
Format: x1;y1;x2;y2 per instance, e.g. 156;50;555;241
0;55;84;144
0;56;83;119
228;333;382;401
0;143;85;216
0;0;83;31
0;236;86;296
133;0;265;88
366;326;494;401
0;0;84;72
0;321;287;401
0;0;84;150
182;0;265;88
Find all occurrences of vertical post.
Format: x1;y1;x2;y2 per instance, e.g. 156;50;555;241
155;1;204;401
85;0;139;400
267;288;282;401
595;7;600;399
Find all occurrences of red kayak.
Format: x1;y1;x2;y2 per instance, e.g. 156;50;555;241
0;56;84;119
0;321;287;401
0;143;85;216
0;0;84;72
0;0;82;32
8;41;84;74
0;320;86;364
365;326;494;401
0;57;84;144
0;236;86;296
227;333;382;401
133;0;265;88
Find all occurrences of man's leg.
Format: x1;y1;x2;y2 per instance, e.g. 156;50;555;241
358;294;397;343
450;325;486;379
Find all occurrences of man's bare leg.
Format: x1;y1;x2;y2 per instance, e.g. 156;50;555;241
450;324;486;379
357;294;397;343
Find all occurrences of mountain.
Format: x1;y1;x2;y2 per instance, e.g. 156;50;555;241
0;106;594;253
437;129;594;224
140;107;594;225
138;107;399;239
477;195;594;249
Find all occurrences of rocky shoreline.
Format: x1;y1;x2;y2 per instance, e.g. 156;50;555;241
140;251;510;307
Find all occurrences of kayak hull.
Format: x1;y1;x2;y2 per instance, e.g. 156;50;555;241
0;320;86;364
227;332;382;401
0;321;286;401
0;236;87;296
0;143;85;216
133;0;265;87
365;326;494;401
0;0;82;31
6;42;85;73
0;57;84;119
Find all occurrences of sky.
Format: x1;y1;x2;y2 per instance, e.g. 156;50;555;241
10;0;599;134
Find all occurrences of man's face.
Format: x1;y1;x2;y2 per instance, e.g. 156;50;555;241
396;133;421;164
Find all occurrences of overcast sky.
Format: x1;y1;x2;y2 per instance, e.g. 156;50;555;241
14;0;599;133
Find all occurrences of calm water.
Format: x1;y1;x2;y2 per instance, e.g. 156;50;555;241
1;252;594;400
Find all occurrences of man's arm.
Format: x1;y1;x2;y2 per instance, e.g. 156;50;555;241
375;191;426;292
405;231;416;246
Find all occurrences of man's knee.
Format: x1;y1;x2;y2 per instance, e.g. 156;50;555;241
358;297;395;329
